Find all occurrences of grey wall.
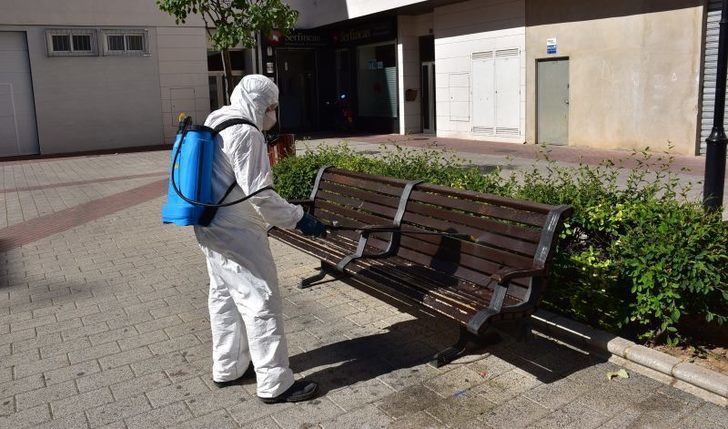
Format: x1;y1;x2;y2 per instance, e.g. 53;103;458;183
23;27;164;153
0;0;208;154
0;0;202;27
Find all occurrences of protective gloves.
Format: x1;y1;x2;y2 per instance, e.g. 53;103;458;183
295;213;327;237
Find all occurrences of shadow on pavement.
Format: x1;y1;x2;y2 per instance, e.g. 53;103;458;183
289;277;602;395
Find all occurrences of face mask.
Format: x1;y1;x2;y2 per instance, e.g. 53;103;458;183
263;109;277;131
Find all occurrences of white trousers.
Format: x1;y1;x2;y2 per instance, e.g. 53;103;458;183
203;240;294;398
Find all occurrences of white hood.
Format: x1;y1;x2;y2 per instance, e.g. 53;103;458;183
205;74;279;130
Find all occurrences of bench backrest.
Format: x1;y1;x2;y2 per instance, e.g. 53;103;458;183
397;182;570;302
309;167;571;303
309;168;410;251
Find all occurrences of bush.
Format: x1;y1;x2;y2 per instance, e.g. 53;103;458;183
272;143;728;345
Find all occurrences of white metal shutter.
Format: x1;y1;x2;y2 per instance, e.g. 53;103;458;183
701;0;723;155
471;51;495;134
495;48;520;136
0;32;39;156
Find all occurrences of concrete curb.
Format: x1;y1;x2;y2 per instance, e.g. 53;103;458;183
530;309;728;405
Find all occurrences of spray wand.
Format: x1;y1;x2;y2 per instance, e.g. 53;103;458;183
324;221;472;240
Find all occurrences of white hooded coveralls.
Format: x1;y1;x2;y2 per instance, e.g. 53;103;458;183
194;75;304;398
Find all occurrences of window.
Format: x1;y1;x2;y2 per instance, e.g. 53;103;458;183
52;35;71;52
126;35;144;51
107;35;125;51
102;30;148;55
46;29;97;56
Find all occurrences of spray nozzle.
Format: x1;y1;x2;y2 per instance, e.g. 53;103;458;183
176;114;192;134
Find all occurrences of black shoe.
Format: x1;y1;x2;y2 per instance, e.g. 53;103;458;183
212;364;256;388
258;380;319;404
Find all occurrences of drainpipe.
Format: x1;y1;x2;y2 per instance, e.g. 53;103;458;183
704;0;728;212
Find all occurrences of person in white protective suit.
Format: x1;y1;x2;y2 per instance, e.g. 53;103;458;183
194;75;327;403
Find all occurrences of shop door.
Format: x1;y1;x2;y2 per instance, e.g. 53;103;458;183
537;58;569;146
421;62;436;133
0;32;39;156
277;49;317;131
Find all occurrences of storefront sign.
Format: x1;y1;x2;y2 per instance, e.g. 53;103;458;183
331;19;396;46
265;29;327;48
547;38;557;55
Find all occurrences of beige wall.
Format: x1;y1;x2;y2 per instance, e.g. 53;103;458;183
17;26;164;154
157;27;210;143
434;0;526;142
0;0;208;154
0;0;202;27
526;1;704;155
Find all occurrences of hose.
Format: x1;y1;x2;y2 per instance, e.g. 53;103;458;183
324;221;471;240
169;119;273;208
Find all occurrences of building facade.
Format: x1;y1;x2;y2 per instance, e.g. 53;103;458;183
0;0;719;156
269;0;711;156
0;0;210;156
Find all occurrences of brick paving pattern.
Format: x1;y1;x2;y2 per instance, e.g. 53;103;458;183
0;148;725;428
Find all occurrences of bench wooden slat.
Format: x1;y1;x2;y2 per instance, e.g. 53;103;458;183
315;189;399;219
410;189;547;227
322;172;404;197
316;200;396;230
351;256;524;309
353;268;474;324
309;210;393;252
272;229;495;312
326;168;413;186
393;243;529;302
400;215;536;267
414;182;555;214
305;210;534;297
318;181;401;209
404;200;541;253
283;227;528;307
396;237;530;300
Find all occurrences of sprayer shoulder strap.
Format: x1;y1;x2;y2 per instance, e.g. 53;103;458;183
198;118;261;227
213;116;261;202
212;118;260;134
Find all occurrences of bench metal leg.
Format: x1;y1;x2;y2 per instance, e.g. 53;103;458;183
430;327;502;368
518;319;533;343
299;262;338;289
430;327;471;368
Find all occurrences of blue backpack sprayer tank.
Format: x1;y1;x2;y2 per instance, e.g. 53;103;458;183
161;115;272;227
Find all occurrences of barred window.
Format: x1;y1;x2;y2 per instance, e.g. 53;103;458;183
46;29;97;56
102;30;148;55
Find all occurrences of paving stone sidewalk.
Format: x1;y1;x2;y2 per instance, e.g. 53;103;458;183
0;151;726;428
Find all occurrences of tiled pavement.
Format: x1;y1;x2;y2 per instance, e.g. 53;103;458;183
0;150;726;428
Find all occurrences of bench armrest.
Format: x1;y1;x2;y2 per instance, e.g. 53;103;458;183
467;266;545;335
491;267;545;284
334;224;400;271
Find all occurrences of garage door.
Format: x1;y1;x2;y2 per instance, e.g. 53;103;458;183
700;0;723;155
0;32;39;156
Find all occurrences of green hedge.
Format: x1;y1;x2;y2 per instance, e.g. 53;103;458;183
272;144;728;345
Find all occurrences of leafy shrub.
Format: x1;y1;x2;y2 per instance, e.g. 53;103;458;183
272;143;728;345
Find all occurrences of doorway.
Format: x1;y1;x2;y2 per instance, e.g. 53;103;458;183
421;62;436;133
537;58;569;146
0;32;39;156
208;72;243;111
277;49;318;131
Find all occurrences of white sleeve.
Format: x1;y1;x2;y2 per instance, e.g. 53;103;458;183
226;126;304;228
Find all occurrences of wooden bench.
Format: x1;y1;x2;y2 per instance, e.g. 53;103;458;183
269;166;573;366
